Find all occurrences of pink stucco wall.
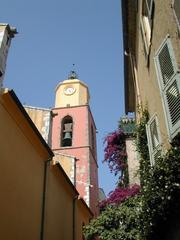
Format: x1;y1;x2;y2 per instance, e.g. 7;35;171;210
51;105;99;217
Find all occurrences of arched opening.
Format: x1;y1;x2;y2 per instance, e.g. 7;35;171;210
61;116;73;147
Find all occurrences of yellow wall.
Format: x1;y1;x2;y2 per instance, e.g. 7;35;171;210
0;91;47;240
0;90;93;240
44;164;75;240
76;199;93;240
55;79;90;108
45;163;93;240
53;152;75;183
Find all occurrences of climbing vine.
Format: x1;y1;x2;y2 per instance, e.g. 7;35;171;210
134;110;180;239
84;110;180;240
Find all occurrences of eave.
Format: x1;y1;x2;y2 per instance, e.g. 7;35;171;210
121;0;138;114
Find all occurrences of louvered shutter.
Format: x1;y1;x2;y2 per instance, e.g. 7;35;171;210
174;0;180;29
154;37;180;139
146;115;162;165
145;0;153;19
165;77;180;127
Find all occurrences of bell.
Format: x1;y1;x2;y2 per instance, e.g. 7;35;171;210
63;132;71;140
63;132;72;147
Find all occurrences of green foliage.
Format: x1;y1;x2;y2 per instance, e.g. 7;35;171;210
134;109;150;186
84;196;142;240
135;111;180;239
139;144;180;239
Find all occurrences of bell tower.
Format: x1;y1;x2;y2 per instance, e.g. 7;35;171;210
51;71;99;216
0;24;17;88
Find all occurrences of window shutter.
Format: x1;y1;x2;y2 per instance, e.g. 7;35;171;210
165;74;180;127
150;117;160;150
174;0;180;29
157;39;177;86
146;115;161;166
153;149;162;162
155;37;180;138
145;0;153;18
141;0;154;58
140;18;149;57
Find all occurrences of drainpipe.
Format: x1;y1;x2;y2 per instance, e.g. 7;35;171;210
73;195;79;240
129;52;141;110
40;158;52;240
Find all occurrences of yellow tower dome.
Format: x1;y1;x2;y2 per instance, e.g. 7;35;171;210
55;71;90;108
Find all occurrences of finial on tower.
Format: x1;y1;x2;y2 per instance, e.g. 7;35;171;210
68;64;78;80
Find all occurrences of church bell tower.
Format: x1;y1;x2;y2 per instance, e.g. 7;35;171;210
51;71;99;216
0;24;17;88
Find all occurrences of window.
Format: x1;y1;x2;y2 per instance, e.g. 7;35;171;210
61;116;73;147
173;0;180;31
146;115;162;165
140;0;154;57
154;37;180;139
91;125;95;153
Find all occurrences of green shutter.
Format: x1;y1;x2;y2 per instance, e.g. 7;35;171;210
155;37;180;139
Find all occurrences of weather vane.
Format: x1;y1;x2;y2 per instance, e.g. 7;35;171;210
68;64;78;80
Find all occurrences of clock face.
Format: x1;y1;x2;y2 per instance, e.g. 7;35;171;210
64;86;76;95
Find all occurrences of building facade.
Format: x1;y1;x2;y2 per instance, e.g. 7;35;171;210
122;0;180;165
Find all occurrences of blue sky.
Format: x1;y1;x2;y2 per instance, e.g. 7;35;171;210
2;0;124;195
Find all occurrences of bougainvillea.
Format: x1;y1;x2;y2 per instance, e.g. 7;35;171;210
99;184;140;209
103;129;127;178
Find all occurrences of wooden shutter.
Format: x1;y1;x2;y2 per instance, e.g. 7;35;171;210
154;37;180;139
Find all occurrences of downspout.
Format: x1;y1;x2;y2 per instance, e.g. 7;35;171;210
40;158;52;240
73;195;79;240
129;52;141;111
